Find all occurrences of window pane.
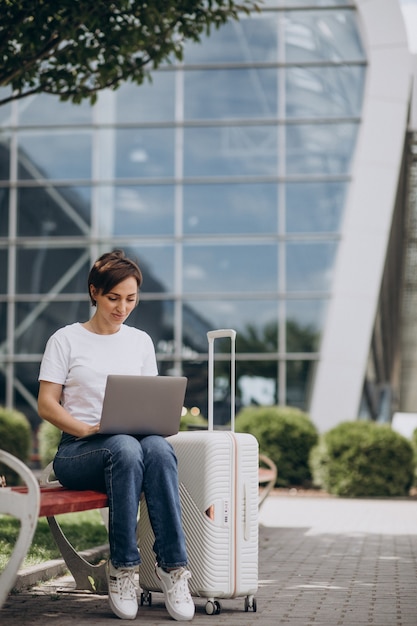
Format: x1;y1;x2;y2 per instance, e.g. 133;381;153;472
16;248;90;294
18;94;92;126
99;185;175;236
15;362;44;425
184;183;277;234
0;137;10;180
183;15;278;64
181;361;209;419
116;128;175;179
122;244;174;294
0;189;8;235
116;73;175;123
184;68;278;120
286;66;365;118
18;131;92;180
286;181;347;233
183;244;278;293
184;300;279;352
0;303;6;342
239;361;278;407
0;370;5;407
0;249;7;292
127;300;174;348
286;242;337;292
15;301;90;354
285;10;365;63
286;299;327;352
0;88;12;127
264;0;351;6
184;126;278;177
286;123;358;175
286;359;316;411
17;187;91;236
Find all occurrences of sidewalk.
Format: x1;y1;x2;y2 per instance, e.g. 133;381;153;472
2;492;417;625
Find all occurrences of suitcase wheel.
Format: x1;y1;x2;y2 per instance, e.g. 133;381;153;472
244;595;257;612
140;591;152;606
205;600;221;615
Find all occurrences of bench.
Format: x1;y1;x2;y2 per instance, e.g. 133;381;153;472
0;447;277;609
0;450;110;609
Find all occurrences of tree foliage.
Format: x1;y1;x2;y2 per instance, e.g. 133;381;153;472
0;0;258;106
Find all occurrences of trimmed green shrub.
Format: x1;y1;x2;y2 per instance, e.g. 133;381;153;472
0;406;31;485
38;420;62;467
310;421;414;497
410;427;417;486
236;405;319;487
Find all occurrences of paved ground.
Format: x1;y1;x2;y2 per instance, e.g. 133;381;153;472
2;492;417;625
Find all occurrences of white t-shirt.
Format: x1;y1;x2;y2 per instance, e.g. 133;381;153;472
38;322;158;426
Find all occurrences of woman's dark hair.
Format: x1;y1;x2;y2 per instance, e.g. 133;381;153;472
87;249;143;306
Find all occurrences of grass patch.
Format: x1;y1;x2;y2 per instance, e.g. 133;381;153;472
0;510;108;572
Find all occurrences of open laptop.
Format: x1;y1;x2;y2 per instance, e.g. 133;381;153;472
95;375;187;437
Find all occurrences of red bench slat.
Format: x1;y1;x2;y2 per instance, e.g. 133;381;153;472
11;485;108;517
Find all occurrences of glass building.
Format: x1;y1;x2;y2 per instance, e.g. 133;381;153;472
0;0;413;435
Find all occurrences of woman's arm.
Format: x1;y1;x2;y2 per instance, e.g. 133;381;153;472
38;380;100;438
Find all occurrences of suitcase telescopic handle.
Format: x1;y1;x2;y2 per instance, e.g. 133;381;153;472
207;329;236;431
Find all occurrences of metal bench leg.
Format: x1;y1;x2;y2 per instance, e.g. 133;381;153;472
0;450;40;608
46;515;108;592
40;462;108;593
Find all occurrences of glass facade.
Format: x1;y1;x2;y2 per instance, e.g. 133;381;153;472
0;1;366;429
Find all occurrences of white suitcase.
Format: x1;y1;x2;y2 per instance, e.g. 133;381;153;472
138;329;259;615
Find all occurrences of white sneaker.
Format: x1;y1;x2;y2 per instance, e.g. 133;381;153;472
106;561;138;620
156;565;195;621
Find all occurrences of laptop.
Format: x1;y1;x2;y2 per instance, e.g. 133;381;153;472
95;375;187;437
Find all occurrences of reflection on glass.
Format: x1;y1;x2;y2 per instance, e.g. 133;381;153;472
15;301;90;355
17;187;91;236
15;361;52;423
286;181;347;233
286;66;365;118
0;250;6;293
105;185;175;236
183;300;279;351
238;361;278;407
0;303;6;342
18;94;92;126
116;128;175;179
116;73;176;123
0;88;12;126
184;183;277;234
0;137;10;180
127;300;174;348
0;189;9;236
286;241;337;292
263;0;350;5
184;126;278;177
286;299;327;352
18;131;92;180
286;123;358;175
285;9;365;63
185;68;278;120
16;248;90;294
286;359;316;411
121;244;174;294
183;15;278;64
183;244;278;293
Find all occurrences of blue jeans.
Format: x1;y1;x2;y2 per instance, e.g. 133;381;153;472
53;433;188;569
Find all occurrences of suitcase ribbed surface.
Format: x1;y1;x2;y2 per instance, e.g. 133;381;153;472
138;430;258;599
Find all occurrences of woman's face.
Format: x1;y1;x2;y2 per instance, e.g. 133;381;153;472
91;276;138;327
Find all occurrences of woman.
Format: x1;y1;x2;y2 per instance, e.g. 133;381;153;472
38;249;194;622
